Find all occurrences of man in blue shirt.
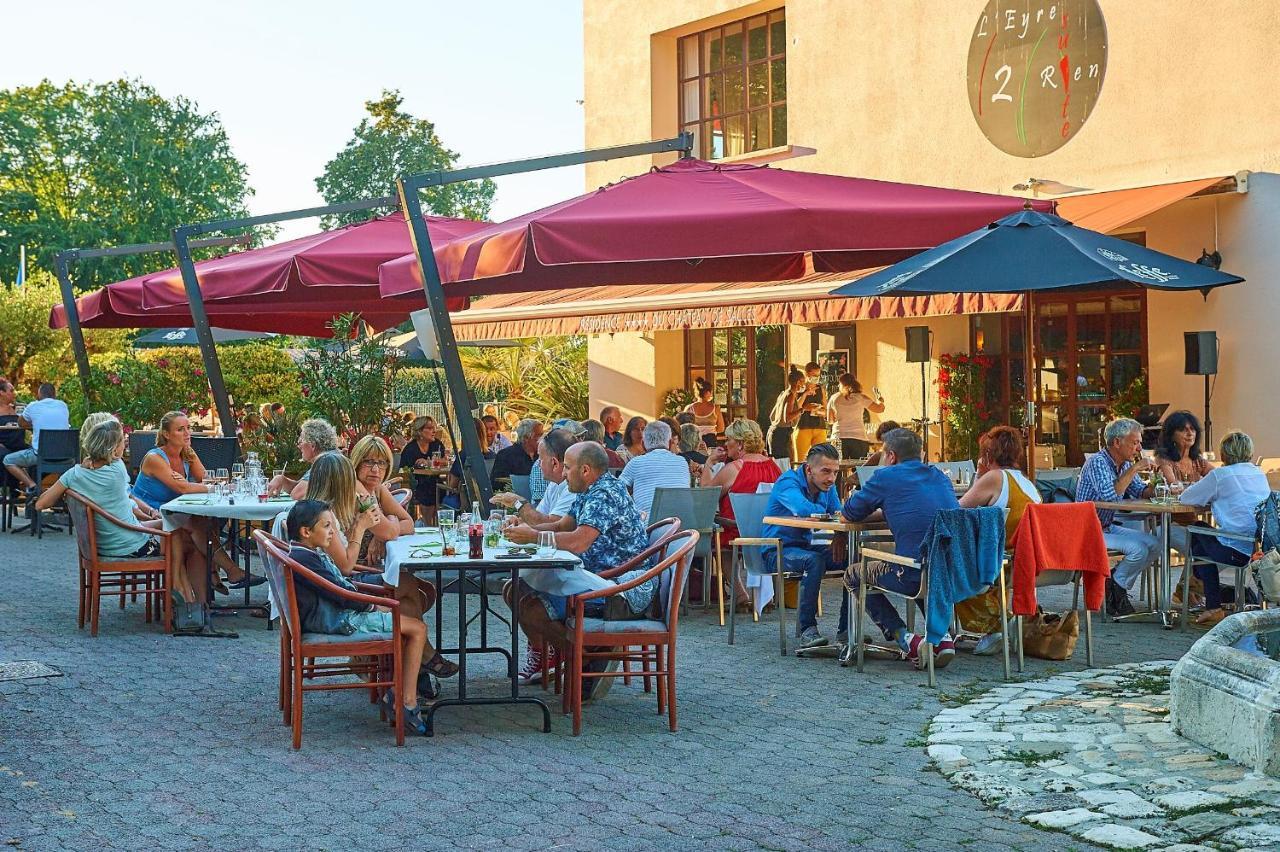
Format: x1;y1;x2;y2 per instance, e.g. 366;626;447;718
841;428;959;668
763;443;845;648
1075;418;1156;616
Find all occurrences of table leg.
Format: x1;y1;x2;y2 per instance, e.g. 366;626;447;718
1160;512;1173;629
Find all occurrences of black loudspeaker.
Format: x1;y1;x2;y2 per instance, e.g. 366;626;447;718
905;326;931;363
1184;331;1218;375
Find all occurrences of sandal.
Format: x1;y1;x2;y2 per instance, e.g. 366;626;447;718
423;653;460;678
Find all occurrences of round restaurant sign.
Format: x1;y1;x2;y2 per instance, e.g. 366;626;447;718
966;0;1108;158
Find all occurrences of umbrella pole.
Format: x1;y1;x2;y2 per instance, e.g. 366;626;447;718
1024;290;1037;481
173;227;237;438
54;252;95;413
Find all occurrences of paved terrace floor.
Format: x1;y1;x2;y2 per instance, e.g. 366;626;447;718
0;525;1202;850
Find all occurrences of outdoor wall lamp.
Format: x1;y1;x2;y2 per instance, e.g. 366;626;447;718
1197;249;1223;270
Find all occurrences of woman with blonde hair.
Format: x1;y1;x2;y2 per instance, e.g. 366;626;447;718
350;434;415;564
699;418;780;538
305;449;459;682
399;415;446;521
132;410;262;592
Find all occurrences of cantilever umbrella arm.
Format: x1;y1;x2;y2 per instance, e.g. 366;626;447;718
395;133;694;506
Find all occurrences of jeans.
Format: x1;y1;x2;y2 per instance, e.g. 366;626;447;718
839;438;871;460
782;544;846;633
1104;524;1158;591
1191;533;1250;609
851;560;926;640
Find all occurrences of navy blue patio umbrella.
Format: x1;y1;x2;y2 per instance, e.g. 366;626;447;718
134;327;274;348
831;207;1244;472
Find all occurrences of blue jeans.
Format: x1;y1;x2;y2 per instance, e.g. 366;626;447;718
1191;532;1250;610
856;561;926;641
782;544;846;633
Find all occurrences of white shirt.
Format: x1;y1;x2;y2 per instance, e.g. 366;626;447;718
22;397;70;452
1180;463;1271;554
619;448;691;518
826;392;872;440
535;478;576;519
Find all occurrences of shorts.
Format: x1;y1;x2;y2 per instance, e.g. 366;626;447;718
344;610;394;634
122;538;162;559
3;448;36;468
516;579;605;622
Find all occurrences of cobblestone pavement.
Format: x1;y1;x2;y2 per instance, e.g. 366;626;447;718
927;662;1280;849
0;527;1206;850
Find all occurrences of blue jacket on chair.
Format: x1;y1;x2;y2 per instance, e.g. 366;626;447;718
919;507;1005;644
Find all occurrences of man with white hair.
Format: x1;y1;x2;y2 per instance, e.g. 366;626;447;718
1076;417;1157;616
492;418;543;482
619;419;690;519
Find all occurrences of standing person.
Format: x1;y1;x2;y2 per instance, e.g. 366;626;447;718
1075;418;1158;617
683;377;725;440
398;416;446;522
826;374;885;460
492;419;543;482
765;367;806;461
793;362;828;462
619;421;690;519
957;425;1041;654
1154;411;1213;486
3;382;70;495
841;428;961;667
1178;430;1270;626
619;416;648;462
599;406;624;451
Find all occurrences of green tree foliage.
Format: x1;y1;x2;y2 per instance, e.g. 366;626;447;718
0;79;257;289
315;91;495;228
296;314;403;440
461;337;588;422
0;276;62;388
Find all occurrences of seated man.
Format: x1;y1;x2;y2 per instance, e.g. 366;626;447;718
619;420;692;519
763;443;847;649
1076;417;1156;616
504;441;654;692
3;382;70;496
265;417;339;499
490;428;579;530
841;428;960;668
483;414;513;454
491;418;543;483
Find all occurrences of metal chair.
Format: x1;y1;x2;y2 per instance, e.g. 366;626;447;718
650;486;724;624
1182;521;1260;632
20;428;79;537
726;492;787;655
854;465;881;489
125;431;158;479
191;436;240;472
390;488;412;510
510;474;532;501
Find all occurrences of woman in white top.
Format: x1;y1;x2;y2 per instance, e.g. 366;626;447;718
1179;430;1271;625
683;377;725;439
825;373;885;460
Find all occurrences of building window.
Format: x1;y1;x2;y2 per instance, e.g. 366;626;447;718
685;327;755;426
678;8;786;160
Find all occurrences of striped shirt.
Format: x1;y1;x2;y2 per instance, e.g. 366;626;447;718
1075;451;1146;529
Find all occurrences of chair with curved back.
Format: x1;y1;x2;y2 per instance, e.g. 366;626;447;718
650;486;724;624
510;474;532;502
562;529;699;735
254;530;405;749
726;492;788;655
64;490;175;637
390;488;412;510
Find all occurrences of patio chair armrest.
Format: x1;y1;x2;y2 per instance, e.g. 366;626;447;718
1187;526;1254;543
352;581;386;594
114;519;177;537
729;536;781;549
287;560;399;610
571;537;696;603
860;546;919;569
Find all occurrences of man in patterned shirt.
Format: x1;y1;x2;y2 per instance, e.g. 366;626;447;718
504;441;655;692
1076;418;1157;616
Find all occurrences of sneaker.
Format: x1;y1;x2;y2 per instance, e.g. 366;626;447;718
902;632;928;670
798;626;829;649
935;635;956;669
1106;578;1136;617
519;645;556;684
973;632;1003;656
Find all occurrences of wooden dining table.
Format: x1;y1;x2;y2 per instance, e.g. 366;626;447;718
1092;498;1210;629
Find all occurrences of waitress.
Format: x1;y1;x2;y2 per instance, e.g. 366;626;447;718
683;377;725;440
826;373;885;460
794;361;828;461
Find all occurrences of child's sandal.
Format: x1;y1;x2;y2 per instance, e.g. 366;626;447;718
424;653;460;678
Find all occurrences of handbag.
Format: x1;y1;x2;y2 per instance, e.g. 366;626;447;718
1250;547;1280;604
1020;609;1079;660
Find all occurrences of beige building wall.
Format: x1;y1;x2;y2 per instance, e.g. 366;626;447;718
587;330;686;419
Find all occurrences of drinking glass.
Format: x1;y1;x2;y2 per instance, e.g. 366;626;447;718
537;530;556;557
216;468;229;483
232;463;245;479
489;510;505;524
438;509;455;528
273;468;284;480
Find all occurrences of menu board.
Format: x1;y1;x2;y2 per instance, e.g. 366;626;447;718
966;0;1108;158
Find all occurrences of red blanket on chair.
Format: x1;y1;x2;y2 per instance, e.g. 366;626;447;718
1009;502;1109;616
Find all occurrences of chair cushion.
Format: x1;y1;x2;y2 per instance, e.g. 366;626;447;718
301;631;393;644
98;553;161;564
567;616;666;634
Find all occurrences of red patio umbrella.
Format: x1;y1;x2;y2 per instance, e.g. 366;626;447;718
378;159;1054;298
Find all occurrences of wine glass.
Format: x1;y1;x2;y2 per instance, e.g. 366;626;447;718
216;468;229;483
537;530;556;557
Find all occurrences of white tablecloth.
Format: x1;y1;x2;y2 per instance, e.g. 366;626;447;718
159;495;296;530
382;533;608;597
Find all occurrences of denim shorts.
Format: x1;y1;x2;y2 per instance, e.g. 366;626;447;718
3;448;36;468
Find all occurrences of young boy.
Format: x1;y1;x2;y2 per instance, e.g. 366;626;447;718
286;499;429;736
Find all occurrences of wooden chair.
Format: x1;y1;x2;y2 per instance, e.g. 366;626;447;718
390;487;412;510
254;530;405;749
64;490;174;637
561;530;698;735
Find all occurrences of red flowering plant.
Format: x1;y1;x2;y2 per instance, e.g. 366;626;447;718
936;352;995;462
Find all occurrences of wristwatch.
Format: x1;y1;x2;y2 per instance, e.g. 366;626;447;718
512;498;526;513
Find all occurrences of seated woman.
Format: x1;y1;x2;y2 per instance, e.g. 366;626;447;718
1155;410;1213;486
619;416;648;462
1179;430;1270;626
285;499;429;736
957;425;1041;654
305;452;458;684
699;418;780;539
38;416;204;605
131;410;262;592
398;416;446;522
863;420;903;467
350;434;415;566
444;417;490;509
677;423;708;472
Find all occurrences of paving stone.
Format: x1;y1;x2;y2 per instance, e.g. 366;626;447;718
1025;808;1105;829
1076;823;1165;848
1151;790;1231;812
1220;822;1280;847
1171;810;1246;840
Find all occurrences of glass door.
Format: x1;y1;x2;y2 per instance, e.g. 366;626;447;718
685;327;756;426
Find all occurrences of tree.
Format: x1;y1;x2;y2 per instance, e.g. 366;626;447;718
461;337;588;421
0;79;258;290
315;91;495;228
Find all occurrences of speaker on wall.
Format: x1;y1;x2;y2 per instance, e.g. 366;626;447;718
905;326;931;363
1184;331;1218;375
